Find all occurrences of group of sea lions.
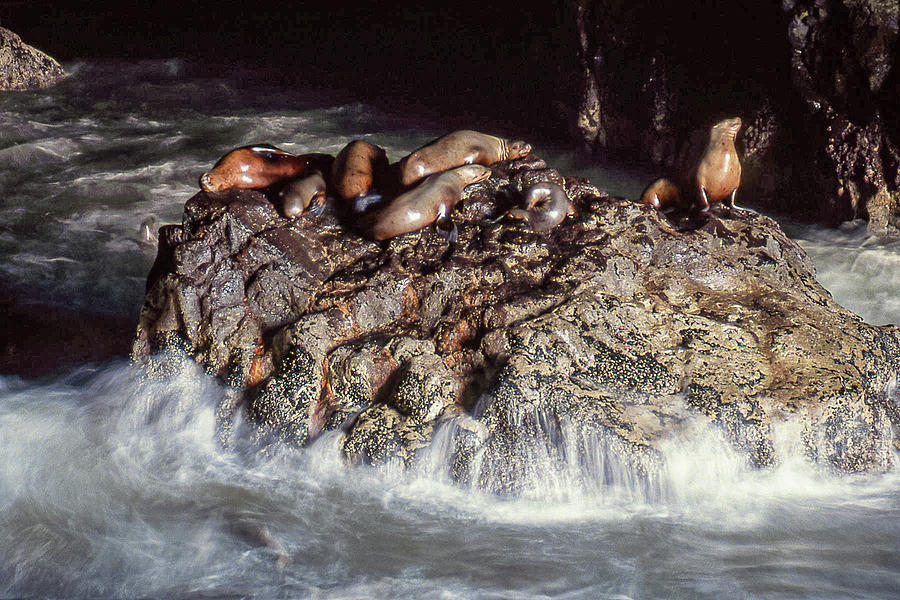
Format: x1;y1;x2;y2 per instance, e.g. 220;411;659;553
194;117;745;243
197;130;545;240
639;116;746;217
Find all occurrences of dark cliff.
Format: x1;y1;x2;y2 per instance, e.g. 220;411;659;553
571;0;900;233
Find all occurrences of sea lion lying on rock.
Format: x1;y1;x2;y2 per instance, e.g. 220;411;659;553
639;177;683;212
332;140;390;210
370;164;492;240
199;144;312;193
274;170;327;218
506;182;574;232
398;130;532;187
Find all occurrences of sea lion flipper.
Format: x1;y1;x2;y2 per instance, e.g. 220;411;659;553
506;208;529;221
308;195;327;216
352;193;384;214
435;219;458;243
724;188;758;216
698;186;710;211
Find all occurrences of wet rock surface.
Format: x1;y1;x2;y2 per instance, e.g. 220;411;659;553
0;27;65;91
133;156;900;492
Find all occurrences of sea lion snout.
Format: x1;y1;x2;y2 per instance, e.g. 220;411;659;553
199;172;219;192
712;117;742;139
509;140;532;157
458;164;492;183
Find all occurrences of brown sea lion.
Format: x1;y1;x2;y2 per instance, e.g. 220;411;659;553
199;144;310;192
398;130;532;187
640;177;683;211
695;117;742;211
275;170;327;218
507;182;574;232
332;140;389;202
370;164;491;241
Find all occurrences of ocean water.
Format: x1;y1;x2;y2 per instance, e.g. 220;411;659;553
0;60;898;599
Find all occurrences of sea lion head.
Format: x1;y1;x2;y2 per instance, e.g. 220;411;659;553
507;140;532;159
199;171;224;192
711;117;742;141
455;164;492;184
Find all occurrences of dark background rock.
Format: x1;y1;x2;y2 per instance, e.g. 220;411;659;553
134;156;900;492
5;4;897;231
0;26;65;91
572;0;900;233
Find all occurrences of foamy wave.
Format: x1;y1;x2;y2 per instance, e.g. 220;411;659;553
793;221;900;325
0;138;82;169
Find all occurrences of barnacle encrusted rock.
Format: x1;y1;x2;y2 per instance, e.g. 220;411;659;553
0;27;65;91
133;155;900;493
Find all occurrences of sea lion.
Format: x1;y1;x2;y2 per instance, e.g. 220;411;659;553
332;140;389;204
398;130;532;187
225;511;291;569
275;170;327;218
507;182;574;232
640;177;683;211
199;144;310;192
695;117;742;211
370;164;491;241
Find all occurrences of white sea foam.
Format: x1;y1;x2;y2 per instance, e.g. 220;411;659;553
0;138;82;168
0;358;897;600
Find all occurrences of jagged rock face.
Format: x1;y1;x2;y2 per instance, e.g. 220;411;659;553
572;1;900;235
0;27;65;91
133;156;900;493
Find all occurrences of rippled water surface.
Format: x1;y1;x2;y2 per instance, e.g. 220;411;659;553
1;61;898;599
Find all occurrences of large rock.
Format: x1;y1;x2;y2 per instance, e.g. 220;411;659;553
570;1;900;236
133;157;900;494
0;27;65;91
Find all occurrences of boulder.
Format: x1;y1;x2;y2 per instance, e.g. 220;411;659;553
0;27;65;91
133;156;900;494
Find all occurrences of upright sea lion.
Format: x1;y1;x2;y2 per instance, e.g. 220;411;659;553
275;170;327;218
398;130;532;187
640;177;683;211
507;182;574;232
370;164;491;241
199;144;310;192
695;117;742;211
332;140;389;205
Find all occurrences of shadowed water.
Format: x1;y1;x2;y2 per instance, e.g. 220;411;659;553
0;60;898;599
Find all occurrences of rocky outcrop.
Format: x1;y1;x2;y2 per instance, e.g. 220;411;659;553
571;0;900;236
133;156;900;493
0;27;65;91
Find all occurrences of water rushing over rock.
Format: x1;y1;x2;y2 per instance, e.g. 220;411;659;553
1;59;900;599
133;153;900;491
